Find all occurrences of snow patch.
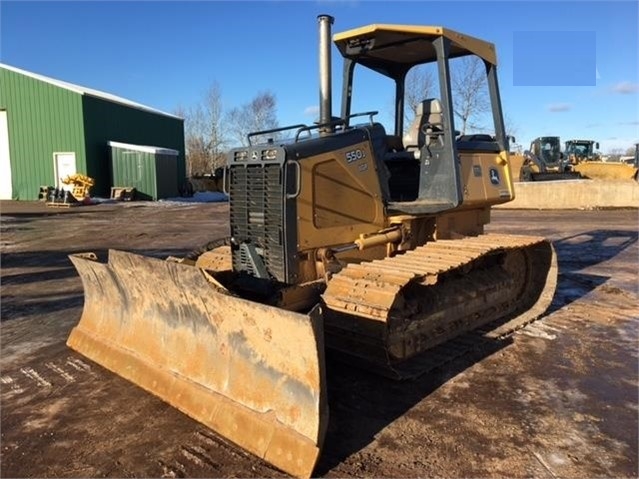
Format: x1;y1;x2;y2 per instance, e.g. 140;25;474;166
159;191;228;204
87;191;228;206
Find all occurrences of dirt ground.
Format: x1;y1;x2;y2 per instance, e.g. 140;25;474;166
1;199;637;478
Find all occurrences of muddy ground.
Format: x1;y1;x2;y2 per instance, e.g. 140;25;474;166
1;200;637;478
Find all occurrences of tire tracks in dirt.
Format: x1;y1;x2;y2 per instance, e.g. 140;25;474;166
1;355;96;399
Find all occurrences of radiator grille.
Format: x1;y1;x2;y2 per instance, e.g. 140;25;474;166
229;163;286;282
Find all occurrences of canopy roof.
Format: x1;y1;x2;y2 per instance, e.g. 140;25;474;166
333;24;497;78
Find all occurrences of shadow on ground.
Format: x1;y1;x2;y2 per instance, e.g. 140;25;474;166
0;248;195;323
317;228;638;474
315;340;509;475
547;229;638;314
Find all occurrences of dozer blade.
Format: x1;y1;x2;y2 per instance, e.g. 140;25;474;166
67;250;328;479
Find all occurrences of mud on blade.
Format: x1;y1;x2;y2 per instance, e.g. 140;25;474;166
67;250;328;479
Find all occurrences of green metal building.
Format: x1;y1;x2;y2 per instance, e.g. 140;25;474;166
0;63;185;200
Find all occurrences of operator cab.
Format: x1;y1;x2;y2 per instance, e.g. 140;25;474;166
332;24;509;213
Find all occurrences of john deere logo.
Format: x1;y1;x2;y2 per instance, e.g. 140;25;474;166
489;168;500;185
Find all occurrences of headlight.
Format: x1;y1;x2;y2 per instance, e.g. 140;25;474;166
233;150;249;162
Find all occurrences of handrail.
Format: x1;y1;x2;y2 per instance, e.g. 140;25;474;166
246;111;379;146
345;110;378;125
285;160;302;199
247;124;308;146
294;118;347;142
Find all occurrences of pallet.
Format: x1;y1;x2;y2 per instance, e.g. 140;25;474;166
111;186;136;201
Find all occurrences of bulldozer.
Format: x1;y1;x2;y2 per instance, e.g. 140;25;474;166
519;136;583;181
66;16;557;479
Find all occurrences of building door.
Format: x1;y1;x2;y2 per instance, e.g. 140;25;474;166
53;152;77;190
0;111;12;200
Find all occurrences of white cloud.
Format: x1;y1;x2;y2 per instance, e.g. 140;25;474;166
303;105;320;117
611;81;639;94
546;103;572;112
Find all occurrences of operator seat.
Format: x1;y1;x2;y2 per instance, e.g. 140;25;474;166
403;98;444;159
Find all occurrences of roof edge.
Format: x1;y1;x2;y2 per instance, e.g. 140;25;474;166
108;141;179;155
0;62;183;120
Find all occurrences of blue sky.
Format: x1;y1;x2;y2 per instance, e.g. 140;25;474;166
1;0;638;153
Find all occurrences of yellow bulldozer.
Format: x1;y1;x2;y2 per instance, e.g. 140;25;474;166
66;16;557;479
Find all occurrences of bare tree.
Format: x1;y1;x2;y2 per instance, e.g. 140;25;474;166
202;83;227;168
451;56;490;135
227;91;279;146
607;147;624;160
180;82;228;176
403;66;435;131
503;113;519;140
502;112;522;151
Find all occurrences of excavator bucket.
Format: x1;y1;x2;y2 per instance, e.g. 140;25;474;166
67;250;328;479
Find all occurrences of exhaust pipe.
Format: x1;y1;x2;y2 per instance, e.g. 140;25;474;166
318;14;334;135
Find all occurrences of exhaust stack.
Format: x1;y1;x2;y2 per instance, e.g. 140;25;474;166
318;14;334;135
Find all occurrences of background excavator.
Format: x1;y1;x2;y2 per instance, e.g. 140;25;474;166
66;16;557;479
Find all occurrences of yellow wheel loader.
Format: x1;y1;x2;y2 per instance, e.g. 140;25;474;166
567;139;639;181
67;16;557;479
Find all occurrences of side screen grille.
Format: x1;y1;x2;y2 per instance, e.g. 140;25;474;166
229;163;286;282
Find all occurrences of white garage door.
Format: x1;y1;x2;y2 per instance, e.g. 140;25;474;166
0;111;12;200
